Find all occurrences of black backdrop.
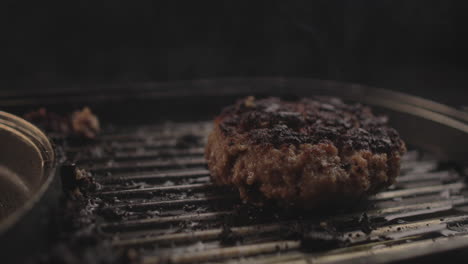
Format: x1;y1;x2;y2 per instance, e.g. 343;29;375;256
2;1;468;106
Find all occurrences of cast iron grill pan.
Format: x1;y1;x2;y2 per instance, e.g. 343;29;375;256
58;119;468;264
3;78;468;263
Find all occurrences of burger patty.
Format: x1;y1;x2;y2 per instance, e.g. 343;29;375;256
205;96;406;209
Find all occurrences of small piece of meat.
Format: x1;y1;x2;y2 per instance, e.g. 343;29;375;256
205;96;406;209
24;107;100;139
71;107;100;139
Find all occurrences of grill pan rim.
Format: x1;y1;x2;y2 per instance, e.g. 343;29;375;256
0;111;56;235
1;78;468;263
0;77;466;121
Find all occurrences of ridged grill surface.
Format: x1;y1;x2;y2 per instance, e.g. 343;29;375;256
63;121;468;264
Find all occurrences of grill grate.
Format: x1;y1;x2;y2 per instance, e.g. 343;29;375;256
61;120;468;264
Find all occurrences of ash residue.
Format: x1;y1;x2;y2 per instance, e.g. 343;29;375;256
32;164;133;264
95;196;138;222
59;164;103;228
97;205;128;221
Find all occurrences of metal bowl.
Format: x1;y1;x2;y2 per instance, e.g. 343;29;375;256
0;111;57;262
0;111;54;223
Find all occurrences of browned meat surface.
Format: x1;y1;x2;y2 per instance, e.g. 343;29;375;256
205;96;406;209
70;107;100;139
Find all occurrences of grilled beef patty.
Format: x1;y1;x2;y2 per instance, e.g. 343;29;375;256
205;96;406;209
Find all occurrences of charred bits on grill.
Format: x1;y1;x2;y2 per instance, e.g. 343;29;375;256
24;107;100;139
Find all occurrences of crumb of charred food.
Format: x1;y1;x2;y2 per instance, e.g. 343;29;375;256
71;107;100;139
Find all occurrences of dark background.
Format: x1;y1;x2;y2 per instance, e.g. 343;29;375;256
2;1;468;107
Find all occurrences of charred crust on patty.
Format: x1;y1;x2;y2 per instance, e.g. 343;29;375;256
206;96;406;209
218;97;403;153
